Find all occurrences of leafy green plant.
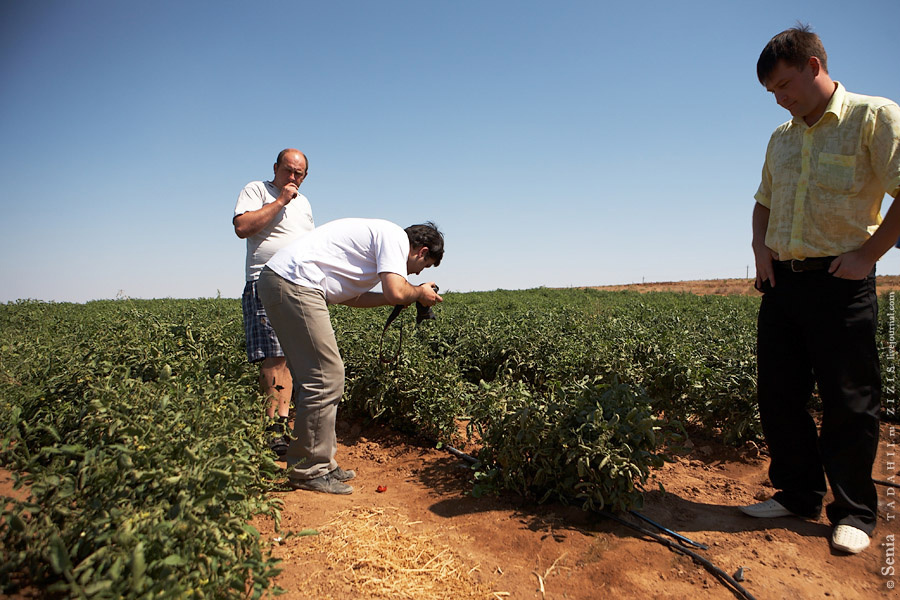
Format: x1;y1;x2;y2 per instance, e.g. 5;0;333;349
468;377;678;511
1;299;284;598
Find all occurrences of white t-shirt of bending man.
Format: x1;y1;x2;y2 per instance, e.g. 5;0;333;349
266;218;410;305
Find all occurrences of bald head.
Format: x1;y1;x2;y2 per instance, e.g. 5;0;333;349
276;148;308;169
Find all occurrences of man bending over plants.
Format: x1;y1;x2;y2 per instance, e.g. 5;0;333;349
258;218;444;494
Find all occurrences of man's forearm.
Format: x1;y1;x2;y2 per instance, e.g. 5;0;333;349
752;203;770;252
340;292;389;308
752;202;779;287
233;200;287;239
858;193;900;263
380;273;426;306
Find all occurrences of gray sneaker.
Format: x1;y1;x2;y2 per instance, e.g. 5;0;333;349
290;473;353;495
329;466;356;482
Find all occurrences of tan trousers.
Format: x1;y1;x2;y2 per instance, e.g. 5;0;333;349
257;267;344;480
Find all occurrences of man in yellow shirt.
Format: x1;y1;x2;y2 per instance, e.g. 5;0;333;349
742;25;900;555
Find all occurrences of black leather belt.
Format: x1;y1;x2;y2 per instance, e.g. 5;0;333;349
775;257;836;272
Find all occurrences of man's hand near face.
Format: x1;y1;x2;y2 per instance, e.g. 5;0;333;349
278;182;299;205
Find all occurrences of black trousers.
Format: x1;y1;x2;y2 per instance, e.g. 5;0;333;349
757;265;880;533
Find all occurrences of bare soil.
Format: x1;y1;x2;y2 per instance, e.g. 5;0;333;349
253;420;898;600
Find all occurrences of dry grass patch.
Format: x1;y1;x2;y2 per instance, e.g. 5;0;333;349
283;507;501;600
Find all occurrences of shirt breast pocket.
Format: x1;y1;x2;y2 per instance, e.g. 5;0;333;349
815;152;857;192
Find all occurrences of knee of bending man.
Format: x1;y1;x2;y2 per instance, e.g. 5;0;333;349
324;364;345;399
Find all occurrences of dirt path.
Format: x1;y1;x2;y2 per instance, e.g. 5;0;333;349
585;275;900;296
254;420;899;599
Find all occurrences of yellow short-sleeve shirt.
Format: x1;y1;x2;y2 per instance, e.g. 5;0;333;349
754;83;900;260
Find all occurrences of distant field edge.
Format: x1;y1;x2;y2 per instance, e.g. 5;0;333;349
581;275;900;296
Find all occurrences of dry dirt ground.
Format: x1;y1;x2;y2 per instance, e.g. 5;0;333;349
4;277;900;599
254;419;899;600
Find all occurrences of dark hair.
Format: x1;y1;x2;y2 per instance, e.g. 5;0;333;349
275;148;308;169
405;221;444;266
757;24;828;85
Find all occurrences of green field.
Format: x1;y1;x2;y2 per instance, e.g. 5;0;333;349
1;289;896;597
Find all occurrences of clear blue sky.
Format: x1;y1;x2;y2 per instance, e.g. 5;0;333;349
2;0;899;302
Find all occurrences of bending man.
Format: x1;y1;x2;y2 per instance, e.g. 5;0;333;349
259;218;444;494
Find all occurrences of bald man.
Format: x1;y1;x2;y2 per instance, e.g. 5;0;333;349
233;149;315;455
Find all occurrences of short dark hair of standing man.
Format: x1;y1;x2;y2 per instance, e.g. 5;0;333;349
756;24;828;85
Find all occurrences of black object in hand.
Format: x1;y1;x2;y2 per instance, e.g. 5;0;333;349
415;284;439;325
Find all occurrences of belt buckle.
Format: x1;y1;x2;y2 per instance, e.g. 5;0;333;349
790;259;803;272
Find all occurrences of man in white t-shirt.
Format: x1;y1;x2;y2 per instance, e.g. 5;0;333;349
258;218;444;494
233;149;315;455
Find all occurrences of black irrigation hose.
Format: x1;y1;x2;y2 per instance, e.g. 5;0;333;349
442;446;756;600
445;444;479;465
629;510;708;550
875;478;900;489
598;510;758;600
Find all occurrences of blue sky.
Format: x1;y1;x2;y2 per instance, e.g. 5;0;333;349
2;0;899;302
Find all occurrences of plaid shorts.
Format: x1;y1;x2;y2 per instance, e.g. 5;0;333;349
241;280;284;363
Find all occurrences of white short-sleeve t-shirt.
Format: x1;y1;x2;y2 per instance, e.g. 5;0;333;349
234;180;315;281
266;218;409;304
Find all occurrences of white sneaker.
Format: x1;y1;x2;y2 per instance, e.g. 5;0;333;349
831;525;870;554
739;499;793;518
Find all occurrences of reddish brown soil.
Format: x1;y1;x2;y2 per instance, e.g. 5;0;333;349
252;420;899;599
